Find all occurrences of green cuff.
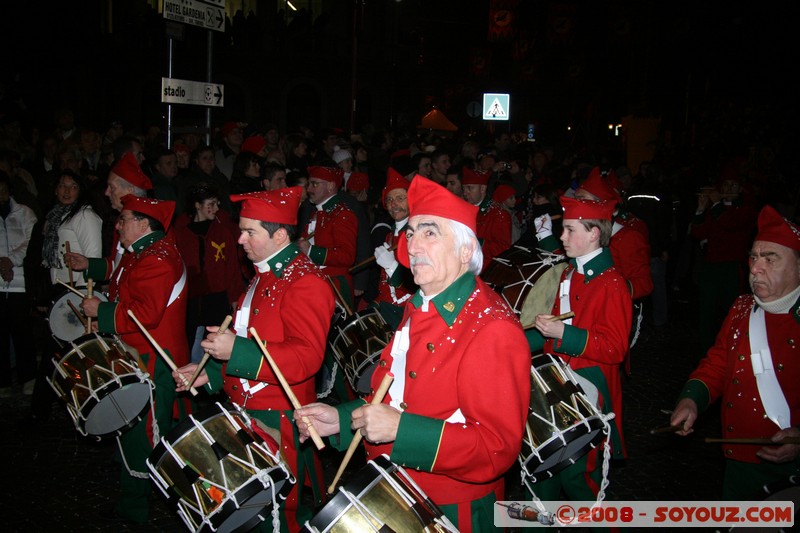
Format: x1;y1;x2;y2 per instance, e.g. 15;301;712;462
86;257;110;283
332;400;367;452
537;234;560;252
392;412;445;471
678;378;711;412
308;245;327;266
555;324;588;356
525;328;545;352
387;265;403;286
226;336;264;380
97;302;118;333
204;357;224;394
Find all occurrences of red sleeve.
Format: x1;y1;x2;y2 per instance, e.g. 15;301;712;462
112;253;182;334
611;227;653;299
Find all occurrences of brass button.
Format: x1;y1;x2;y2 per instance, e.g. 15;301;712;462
738;354;745;361
254;309;259;315
379;360;387;367
777;364;784;371
409;371;417;379
400;402;407;410
725;449;733;456
726;402;733;408
427;343;435;352
232;385;238;391
789;339;795;346
727;425;734;432
732;378;739;385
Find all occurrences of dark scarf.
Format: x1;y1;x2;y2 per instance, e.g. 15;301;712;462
42;203;72;268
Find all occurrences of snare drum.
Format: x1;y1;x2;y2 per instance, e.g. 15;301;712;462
148;402;294;533
47;333;153;439
481;245;566;322
329;308;394;396
303;455;457;533
48;288;108;343
520;354;607;482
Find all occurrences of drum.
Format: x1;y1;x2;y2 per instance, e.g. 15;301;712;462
329;308;394;395
480;245;566;324
47;333;153;439
302;455;457;533
48;288;108;343
148;402;294;533
519;354;607;482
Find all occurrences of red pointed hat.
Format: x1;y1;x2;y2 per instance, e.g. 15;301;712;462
755;205;800;251
347;172;369;192
395;176;478;268
121;195;175;230
308;166;344;188
382;167;410;205
111;151;152;190
578;167;620;203
492;184;516;204
560;196;615;221
461;166;490;186
230;186;302;225
241;135;267;155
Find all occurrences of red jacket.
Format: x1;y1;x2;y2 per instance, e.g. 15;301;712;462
476;197;512;269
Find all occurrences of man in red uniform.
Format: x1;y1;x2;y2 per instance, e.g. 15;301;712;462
671;205;800;499
371;168;417;329
81;195;189;524
526;196;632;501
461;166;512;271
295;177;531;532
174;187;335;531
296;166;358;309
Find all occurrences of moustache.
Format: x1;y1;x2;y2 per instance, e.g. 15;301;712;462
410;257;432;268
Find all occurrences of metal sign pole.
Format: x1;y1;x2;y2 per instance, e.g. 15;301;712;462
205;29;213;146
166;37;174;148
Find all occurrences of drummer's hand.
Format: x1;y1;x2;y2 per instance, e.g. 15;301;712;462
757;427;800;464
90;321;99;332
534;314;565;339
351;404;401;444
81;296;102;318
200;326;235;360
670;398;698;436
173;364;208;391
296;239;311;254
63;252;89;271
294;403;340;442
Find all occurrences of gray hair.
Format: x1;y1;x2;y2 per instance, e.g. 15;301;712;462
117;176;147;199
449;219;483;275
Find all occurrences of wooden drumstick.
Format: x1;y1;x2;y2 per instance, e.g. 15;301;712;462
650;424;684;435
127;309;198;396
186;315;233;389
56;278;87;298
349;244;398;273
522;311;575;330
705;437;800;445
66;300;88;328
327;276;353;316
328;372;394;494
249;327;326;450
86;279;94;334
65;241;74;288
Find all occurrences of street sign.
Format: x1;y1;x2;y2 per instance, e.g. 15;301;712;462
482;93;510;121
466;101;482;118
163;0;226;33
162;78;224;107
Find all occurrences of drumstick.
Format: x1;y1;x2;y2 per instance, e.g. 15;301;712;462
349;244;398;273
705;437;800;445
327;276;353;316
65;241;74;287
249;327;326;450
127;309;198;396
86;279;94;334
186;315;233;389
66;300;88;328
650;424;683;435
56;278;86;298
521;311;575;330
328;372;394;494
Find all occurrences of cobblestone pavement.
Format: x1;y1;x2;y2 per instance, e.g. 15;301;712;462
2;295;732;532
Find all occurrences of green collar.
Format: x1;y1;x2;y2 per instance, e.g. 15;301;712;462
410;272;476;327
128;231;164;254
568;247;614;282
320;193;344;214
266;242;302;278
478;196;492;213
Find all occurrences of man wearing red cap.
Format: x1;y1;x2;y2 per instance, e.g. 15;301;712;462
671;205;800;499
370;168;417;329
461;167;512;270
81;195;189;524
174;187;335;531
295;177;531;532
526;196;632;502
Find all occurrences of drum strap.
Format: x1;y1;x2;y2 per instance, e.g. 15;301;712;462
558;269;574;325
388;318;411;411
234;275;270;397
749;305;791;429
611;221;624;237
166;266;186;308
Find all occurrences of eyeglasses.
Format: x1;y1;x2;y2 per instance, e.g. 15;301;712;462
385;195;407;205
116;215;141;225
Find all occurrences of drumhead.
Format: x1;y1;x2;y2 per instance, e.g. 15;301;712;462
48;290;108;342
520;261;567;327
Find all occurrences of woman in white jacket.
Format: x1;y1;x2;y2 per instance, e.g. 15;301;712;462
42;170;102;288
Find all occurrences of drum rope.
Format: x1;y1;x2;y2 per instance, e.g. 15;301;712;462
316;361;339;399
115;435;151;479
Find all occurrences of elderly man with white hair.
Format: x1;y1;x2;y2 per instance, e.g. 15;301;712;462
296;177;531;532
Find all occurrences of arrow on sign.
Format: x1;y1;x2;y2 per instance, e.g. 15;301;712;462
214;86;223;104
215;10;224;29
